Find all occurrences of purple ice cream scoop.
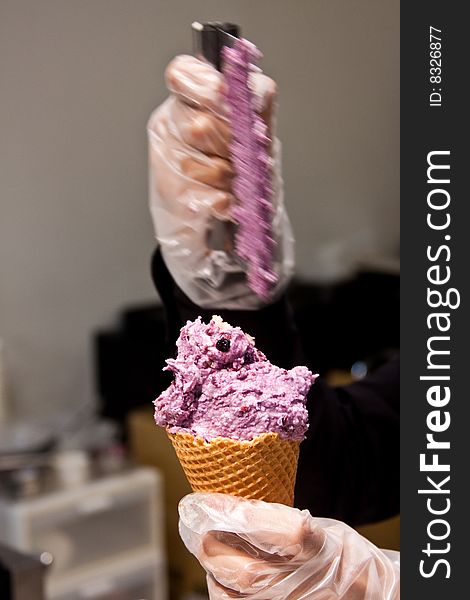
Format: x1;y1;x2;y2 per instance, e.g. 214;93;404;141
153;316;316;442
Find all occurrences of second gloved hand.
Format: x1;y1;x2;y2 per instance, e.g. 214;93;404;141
147;55;294;310
179;493;400;599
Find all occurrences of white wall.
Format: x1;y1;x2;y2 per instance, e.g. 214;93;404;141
0;0;399;420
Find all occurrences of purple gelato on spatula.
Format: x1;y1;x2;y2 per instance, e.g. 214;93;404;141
154;316;316;442
222;39;277;301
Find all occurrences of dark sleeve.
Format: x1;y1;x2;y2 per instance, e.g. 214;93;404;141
151;247;399;525
295;357;399;525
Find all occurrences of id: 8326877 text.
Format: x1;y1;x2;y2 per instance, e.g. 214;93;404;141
429;26;443;108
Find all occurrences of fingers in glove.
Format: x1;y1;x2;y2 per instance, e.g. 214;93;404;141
206;574;241;600
170;102;231;158
166;55;277;123
179;494;324;560
201;531;289;594
201;532;262;590
150;144;233;220
251;72;278;137
181;155;234;191
183;110;231;158
166;55;226;114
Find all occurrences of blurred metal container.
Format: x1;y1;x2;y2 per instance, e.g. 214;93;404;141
0;467;167;599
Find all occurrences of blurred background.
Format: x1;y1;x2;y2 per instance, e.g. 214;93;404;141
0;1;399;599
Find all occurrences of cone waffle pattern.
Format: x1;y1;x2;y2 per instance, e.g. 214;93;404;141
167;431;300;506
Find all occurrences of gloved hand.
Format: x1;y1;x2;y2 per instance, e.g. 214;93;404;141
179;493;400;599
147;55;294;309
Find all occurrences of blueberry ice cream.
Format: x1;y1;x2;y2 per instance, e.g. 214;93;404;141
153;316;316;442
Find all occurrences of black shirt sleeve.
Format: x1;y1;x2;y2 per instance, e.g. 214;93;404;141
151;247;399;525
295;357;399;525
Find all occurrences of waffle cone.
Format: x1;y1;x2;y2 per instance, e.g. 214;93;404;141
167;431;300;506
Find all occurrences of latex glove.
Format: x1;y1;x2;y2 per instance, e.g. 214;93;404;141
179;493;400;599
147;55;295;309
